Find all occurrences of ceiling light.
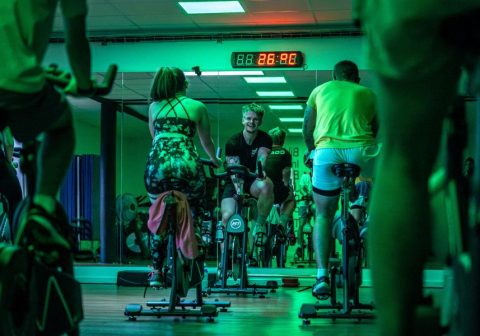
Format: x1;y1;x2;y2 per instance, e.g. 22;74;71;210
256;91;294;97
279;118;304;122
269;104;303;110
179;1;245;14
184;71;264;76
244;77;286;84
288;128;303;133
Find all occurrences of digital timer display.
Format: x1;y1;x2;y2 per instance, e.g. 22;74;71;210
231;51;304;68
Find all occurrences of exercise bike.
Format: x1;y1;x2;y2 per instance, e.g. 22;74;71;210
293;195;315;266
0;64;117;335
124;159;231;322
255;203;288;268
203;162;277;297
299;163;375;324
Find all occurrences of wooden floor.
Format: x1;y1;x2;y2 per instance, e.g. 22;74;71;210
79;283;379;336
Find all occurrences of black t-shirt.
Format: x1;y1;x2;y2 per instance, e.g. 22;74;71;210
225;130;272;172
265;146;292;184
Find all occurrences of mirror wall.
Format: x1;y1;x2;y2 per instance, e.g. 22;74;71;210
70;69;377;268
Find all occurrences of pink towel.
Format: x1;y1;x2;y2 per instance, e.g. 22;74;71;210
147;191;198;259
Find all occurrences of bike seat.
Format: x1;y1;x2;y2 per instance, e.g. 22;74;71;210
331;163;361;179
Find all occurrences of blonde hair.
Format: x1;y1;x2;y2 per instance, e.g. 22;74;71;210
268;127;287;146
241;103;265;120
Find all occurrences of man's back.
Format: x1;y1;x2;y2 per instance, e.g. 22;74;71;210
265;146;292;185
308;80;376;149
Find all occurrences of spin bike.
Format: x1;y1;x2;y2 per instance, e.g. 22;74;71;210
293;195;315;266
255;203;288;268
0;64;117;335
299;163;374;324
204;162;277;297
124;159;231;321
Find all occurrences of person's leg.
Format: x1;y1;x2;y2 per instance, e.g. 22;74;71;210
369;72;459;336
250;177;274;245
279;190;295;228
35;110;75;212
149;233;165;287
7;85;74;251
219;196;236;268
312;192;339;297
296;204;306;258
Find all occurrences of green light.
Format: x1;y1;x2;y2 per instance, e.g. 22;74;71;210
179;1;245;14
256;91;294;97
279;118;304;122
184;70;264;76
268;104;303;110
244;77;286;84
288;128;303;133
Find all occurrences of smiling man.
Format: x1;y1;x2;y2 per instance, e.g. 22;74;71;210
220;103;274;249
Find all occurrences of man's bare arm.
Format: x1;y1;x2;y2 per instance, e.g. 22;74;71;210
256;147;271;175
303;105;316;152
226;155;243;194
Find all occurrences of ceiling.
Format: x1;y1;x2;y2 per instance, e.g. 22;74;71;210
54;0;366;137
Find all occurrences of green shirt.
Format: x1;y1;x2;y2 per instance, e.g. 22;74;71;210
307;80;376;149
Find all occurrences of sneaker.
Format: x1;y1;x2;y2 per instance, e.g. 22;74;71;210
312;276;330;300
148;270;163;288
253;223;267;246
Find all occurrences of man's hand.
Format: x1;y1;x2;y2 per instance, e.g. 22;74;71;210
304;150;314;168
64;77;95;97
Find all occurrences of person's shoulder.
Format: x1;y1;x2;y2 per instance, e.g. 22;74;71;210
355;84;376;100
185;97;205;107
227;131;242;143
258;129;271;139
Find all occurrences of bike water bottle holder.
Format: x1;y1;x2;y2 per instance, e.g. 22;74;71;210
226;214;246;234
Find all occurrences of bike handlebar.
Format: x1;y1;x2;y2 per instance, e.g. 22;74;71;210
200;159;263;180
45;64;118;96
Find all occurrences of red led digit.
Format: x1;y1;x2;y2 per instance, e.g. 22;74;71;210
279;53;288;65
267;53;275;65
288;53;297;65
258;53;266;65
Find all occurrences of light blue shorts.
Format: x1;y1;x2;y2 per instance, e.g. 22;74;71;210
312;145;380;191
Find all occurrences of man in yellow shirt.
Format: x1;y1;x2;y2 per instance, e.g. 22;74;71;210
303;60;378;299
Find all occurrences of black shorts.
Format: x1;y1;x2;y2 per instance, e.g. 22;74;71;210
273;182;290;205
0;83;69;142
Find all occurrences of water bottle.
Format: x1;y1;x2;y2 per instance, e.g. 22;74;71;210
215;221;224;243
201;219;212;244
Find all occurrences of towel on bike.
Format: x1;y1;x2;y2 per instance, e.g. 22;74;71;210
147;190;199;259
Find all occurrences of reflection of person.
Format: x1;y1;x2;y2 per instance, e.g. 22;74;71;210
144;67;221;286
264;127;295;237
355;2;480;335
303;60;378;300
295;170;314;258
220;103;274;247
0;127;22;223
0;0;92;252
